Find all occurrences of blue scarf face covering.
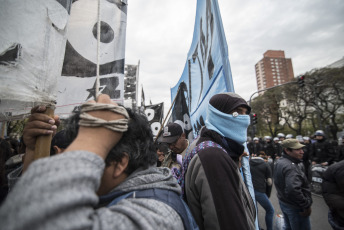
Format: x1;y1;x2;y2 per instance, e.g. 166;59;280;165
205;104;250;144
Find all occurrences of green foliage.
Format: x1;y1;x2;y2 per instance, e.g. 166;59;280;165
7;119;28;139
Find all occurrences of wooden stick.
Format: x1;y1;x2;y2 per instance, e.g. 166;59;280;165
34;106;55;160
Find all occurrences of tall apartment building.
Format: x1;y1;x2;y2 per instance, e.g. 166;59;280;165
255;50;294;92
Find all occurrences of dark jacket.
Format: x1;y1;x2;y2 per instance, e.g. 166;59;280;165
263;141;275;159
322;160;344;227
311;138;335;164
274;153;312;209
273;142;283;158
185;128;256;230
0;151;184;230
336;145;344;162
302;142;311;176
250;157;272;194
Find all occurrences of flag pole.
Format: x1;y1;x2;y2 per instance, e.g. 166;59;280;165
35;0;100;160
154;84;182;143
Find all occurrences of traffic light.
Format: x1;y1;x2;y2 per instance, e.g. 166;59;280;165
251;113;258;125
298;76;305;88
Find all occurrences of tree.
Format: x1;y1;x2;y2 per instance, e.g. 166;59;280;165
277;79;313;135
250;66;344;139
305;67;344;139
250;88;285;137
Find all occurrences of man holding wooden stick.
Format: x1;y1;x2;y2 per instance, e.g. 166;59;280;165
0;94;197;230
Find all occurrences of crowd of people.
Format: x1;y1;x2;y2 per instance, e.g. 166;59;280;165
156;127;344;229
247;132;343;177
0;92;343;230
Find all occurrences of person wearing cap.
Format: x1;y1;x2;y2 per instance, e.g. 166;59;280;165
274;139;312;230
249;137;262;156
310;130;335;166
286;134;294;139
277;133;285;142
183;92;256;230
158;123;189;169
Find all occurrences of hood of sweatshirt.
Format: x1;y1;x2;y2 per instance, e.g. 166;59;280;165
107;166;181;195
249;157;266;167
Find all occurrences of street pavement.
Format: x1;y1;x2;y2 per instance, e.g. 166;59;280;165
257;185;332;230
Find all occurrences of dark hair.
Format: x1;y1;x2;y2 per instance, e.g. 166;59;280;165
5;137;19;157
50;130;72;156
65;108;157;175
156;143;169;155
284;148;293;154
0;139;13;162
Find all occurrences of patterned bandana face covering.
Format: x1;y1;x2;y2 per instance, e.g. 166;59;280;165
205;104;250;144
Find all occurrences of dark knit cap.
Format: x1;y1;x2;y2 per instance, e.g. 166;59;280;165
209;92;251;114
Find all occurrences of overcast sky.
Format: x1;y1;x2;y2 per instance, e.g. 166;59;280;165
125;0;344;114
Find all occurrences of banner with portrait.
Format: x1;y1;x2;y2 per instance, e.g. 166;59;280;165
55;0;127;117
144;103;164;138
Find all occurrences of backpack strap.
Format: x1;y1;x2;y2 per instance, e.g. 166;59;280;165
106;188;199;230
178;140;227;198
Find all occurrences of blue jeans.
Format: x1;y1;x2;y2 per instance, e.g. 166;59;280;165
279;200;311;230
255;190;274;230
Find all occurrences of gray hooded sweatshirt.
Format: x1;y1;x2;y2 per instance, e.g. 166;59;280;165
0;151;183;230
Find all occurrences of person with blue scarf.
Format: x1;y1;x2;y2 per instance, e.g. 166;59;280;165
184;92;256;230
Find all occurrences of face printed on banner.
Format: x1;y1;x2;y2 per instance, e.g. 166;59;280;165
56;0;127;115
144;103;164;137
151;122;161;137
61;0;127;80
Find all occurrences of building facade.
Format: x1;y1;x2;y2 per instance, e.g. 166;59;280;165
255;50;294;93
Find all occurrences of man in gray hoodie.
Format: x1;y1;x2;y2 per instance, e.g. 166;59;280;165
0;95;194;230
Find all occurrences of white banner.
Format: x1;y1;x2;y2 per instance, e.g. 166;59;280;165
56;0;127;117
0;0;71;121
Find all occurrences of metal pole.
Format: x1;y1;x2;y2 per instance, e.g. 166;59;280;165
248;81;296;106
312;84;323;130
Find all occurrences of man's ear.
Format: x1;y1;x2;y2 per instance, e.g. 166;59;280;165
113;153;129;178
53;145;63;155
181;133;186;139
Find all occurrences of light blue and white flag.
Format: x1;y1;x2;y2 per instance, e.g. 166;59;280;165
170;0;234;136
171;1;259;229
